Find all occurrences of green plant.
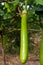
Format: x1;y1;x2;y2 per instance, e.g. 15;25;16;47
20;9;28;63
20;0;29;63
40;30;43;65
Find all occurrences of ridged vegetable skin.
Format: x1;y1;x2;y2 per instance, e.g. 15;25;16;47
20;10;28;63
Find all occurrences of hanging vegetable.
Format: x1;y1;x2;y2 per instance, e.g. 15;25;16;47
20;9;28;63
40;30;43;65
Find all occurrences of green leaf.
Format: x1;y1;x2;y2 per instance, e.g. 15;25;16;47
4;2;9;8
3;13;12;19
15;0;19;2
0;9;4;16
8;0;19;6
8;3;16;12
35;0;43;5
4;2;11;13
4;0;19;12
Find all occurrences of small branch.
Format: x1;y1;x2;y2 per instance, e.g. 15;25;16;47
29;29;41;32
8;28;41;33
29;59;39;61
0;0;8;2
1;35;6;65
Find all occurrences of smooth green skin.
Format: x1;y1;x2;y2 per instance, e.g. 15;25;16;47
40;30;43;65
20;12;28;63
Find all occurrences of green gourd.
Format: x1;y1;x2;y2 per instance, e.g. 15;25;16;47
20;10;28;63
40;30;43;65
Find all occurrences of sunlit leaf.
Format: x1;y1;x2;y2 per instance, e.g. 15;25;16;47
35;0;43;5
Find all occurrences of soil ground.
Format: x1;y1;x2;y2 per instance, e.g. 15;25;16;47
0;53;40;65
0;32;41;65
